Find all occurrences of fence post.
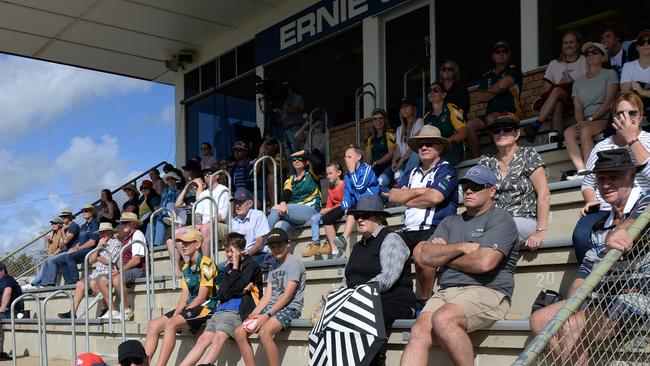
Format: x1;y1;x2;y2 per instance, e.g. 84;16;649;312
11;294;42;366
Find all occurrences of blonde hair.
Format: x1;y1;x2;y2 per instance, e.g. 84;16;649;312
439;59;461;81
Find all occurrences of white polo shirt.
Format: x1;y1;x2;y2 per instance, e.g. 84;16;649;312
195;184;230;224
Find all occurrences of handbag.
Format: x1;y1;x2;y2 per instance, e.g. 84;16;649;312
532;288;563;313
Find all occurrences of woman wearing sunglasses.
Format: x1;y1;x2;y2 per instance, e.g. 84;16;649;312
439;60;470;118
423;81;467;165
563;42;619;179
477;114;550;250
572;92;650;264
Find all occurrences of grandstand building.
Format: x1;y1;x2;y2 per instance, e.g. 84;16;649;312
0;0;649;364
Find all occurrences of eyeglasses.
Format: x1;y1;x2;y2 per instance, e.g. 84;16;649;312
488;126;516;135
441;66;454;72
291;157;304;162
583;50;602;57
416;142;436;149
428;87;443;93
461;182;492;193
353;212;373;220
637;38;650;46
494;49;509;55
616;110;640;118
119;357;143;365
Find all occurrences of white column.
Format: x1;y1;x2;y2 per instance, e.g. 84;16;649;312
429;1;436;81
363;16;382;112
174;73;186;166
255;65;266;136
520;0;539;72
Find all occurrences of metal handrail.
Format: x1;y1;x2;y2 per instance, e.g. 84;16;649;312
355;90;377;146
11;294;43;366
42;290;76;363
309;107;329;164
253;156;278;213
191;196;219;258
355;83;377;100
403;65;426;113
150;208;178;289
83;246;113;352
210;170;233;233
0;231;50;264
118;239;150;341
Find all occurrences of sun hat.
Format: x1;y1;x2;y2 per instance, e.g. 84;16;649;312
346;195;390;218
119;212;142;226
407;125;451;154
582;148;641;175
582;42;608;60
81;204;96;213
163;171;181;181
59;207;73;217
122;184;138;194
50;217;64;225
94;222;116;234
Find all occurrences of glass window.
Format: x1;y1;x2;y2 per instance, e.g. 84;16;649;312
220;50;237;84
184;68;200;99
200;60;217;92
237;40;255;76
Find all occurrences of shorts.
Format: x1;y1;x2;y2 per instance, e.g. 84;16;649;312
422;286;510;332
165;305;214;333
89;271;108;281
400;227;437;252
513;217;537;243
123;268;146;287
204;310;241;338
264;306;301;329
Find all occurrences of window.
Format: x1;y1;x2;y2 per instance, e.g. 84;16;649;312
200;61;217;92
237;40;255;76
220;50;237;84
184;68;200;99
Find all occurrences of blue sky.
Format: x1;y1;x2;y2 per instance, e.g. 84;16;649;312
0;54;174;254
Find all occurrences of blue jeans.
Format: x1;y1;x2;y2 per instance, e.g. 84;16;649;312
33;251;67;286
146;215;166;247
572;210;609;264
310;213;321;243
395;152;420;184
268;204;318;234
55;247;95;285
376;165;393;188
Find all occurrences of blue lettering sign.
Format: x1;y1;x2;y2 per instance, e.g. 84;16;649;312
255;0;403;65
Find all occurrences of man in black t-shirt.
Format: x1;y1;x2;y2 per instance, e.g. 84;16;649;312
0;263;23;360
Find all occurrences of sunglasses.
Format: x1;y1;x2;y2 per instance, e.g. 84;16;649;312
583;50;602;57
494;49;509;55
428;87;443;93
637;38;650;46
488;126;516;135
353;212;373;220
441;66;454;72
616;110;640;118
416;142;436;149
119;357;143;365
372;116;385;120
291;157;304;162
461;182;492;193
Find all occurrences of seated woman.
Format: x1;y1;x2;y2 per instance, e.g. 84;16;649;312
267;154;321;235
160;171;184;225
365;108;396;188
138;180;163;247
524;30;586;142
439;60;470;118
200;142;218;169
563;42;619;179
149;168;165;195
96;189;120;226
393;98;424;183
342;195;416;364
478;114;551;249
28;217;66;288
423;81;467;165
121;184;139;214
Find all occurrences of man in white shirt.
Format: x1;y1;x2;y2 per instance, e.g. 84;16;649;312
194;167;230;258
230;188;272;267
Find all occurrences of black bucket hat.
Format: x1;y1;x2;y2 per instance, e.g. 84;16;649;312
582;148;641;175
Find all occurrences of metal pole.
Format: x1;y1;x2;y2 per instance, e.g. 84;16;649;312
309;108;329;164
83;246;113;351
191;196;218;258
150;207;178;289
355;91;377;147
211;170;233;232
253;156;279;211
118;239;148;341
11;294;43;366
42;290;76;363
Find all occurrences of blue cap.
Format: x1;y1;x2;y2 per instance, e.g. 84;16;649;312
459;165;497;186
231;188;253;202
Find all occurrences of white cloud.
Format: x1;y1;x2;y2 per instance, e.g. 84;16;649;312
0;55;150;140
157;104;175;125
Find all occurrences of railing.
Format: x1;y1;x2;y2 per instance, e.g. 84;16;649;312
150;208;178;289
6;161;168;281
403;65;426;113
117;239;150;341
42;290;76;363
83;247;113;351
210;170;233;232
309;107;330;164
11;294;43;366
191;196;219;258
355;83;377;147
253;156;279;213
513;204;650;365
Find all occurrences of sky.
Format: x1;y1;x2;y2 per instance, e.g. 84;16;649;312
0;54;175;255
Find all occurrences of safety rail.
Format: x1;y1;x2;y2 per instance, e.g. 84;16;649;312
355;83;377;146
118;239;150;341
11;294;42;366
7;161;168;281
83;246;113;351
253;156;279;213
308;107;330;164
191;195;219;259
42;290;76;363
403;65;426;113
210;169;233;233
150;208;178;289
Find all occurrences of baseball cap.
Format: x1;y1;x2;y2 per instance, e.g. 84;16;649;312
175;227;204;243
75;353;107;366
493;40;511;51
232;141;249;151
459;165;497;186
139;180;153;189
117;340;146;365
400;97;416;107
231;188;253;202
371;108;387;117
267;228;289;244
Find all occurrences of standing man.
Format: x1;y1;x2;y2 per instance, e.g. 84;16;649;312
384;125;458;309
273;81;304;153
55;204;99;285
230;141;254;193
230;188;272;267
400;165;519;366
466;41;523;157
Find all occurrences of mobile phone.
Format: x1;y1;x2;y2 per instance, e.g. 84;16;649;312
587;203;600;214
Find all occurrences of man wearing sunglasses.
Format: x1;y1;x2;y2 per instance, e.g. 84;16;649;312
621;29;650;116
466;40;523;158
384;125;458;310
401;165;519;366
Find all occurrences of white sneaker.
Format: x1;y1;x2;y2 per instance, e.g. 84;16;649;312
123;307;134;321
21;284;37;290
100;310;121;320
566;170;586;181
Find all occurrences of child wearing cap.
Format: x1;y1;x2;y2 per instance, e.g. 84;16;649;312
179;233;263;366
144;227;219;366
234;228;306;366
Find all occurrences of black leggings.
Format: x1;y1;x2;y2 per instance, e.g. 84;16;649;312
321;206;345;225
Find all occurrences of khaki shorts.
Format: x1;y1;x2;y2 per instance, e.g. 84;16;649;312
422;286;511;332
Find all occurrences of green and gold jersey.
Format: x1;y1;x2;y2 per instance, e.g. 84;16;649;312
181;252;219;310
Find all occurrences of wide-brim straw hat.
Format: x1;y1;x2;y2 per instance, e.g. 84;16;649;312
95;222;116;234
407;125;451;155
119;212;142;226
122;184;138;194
